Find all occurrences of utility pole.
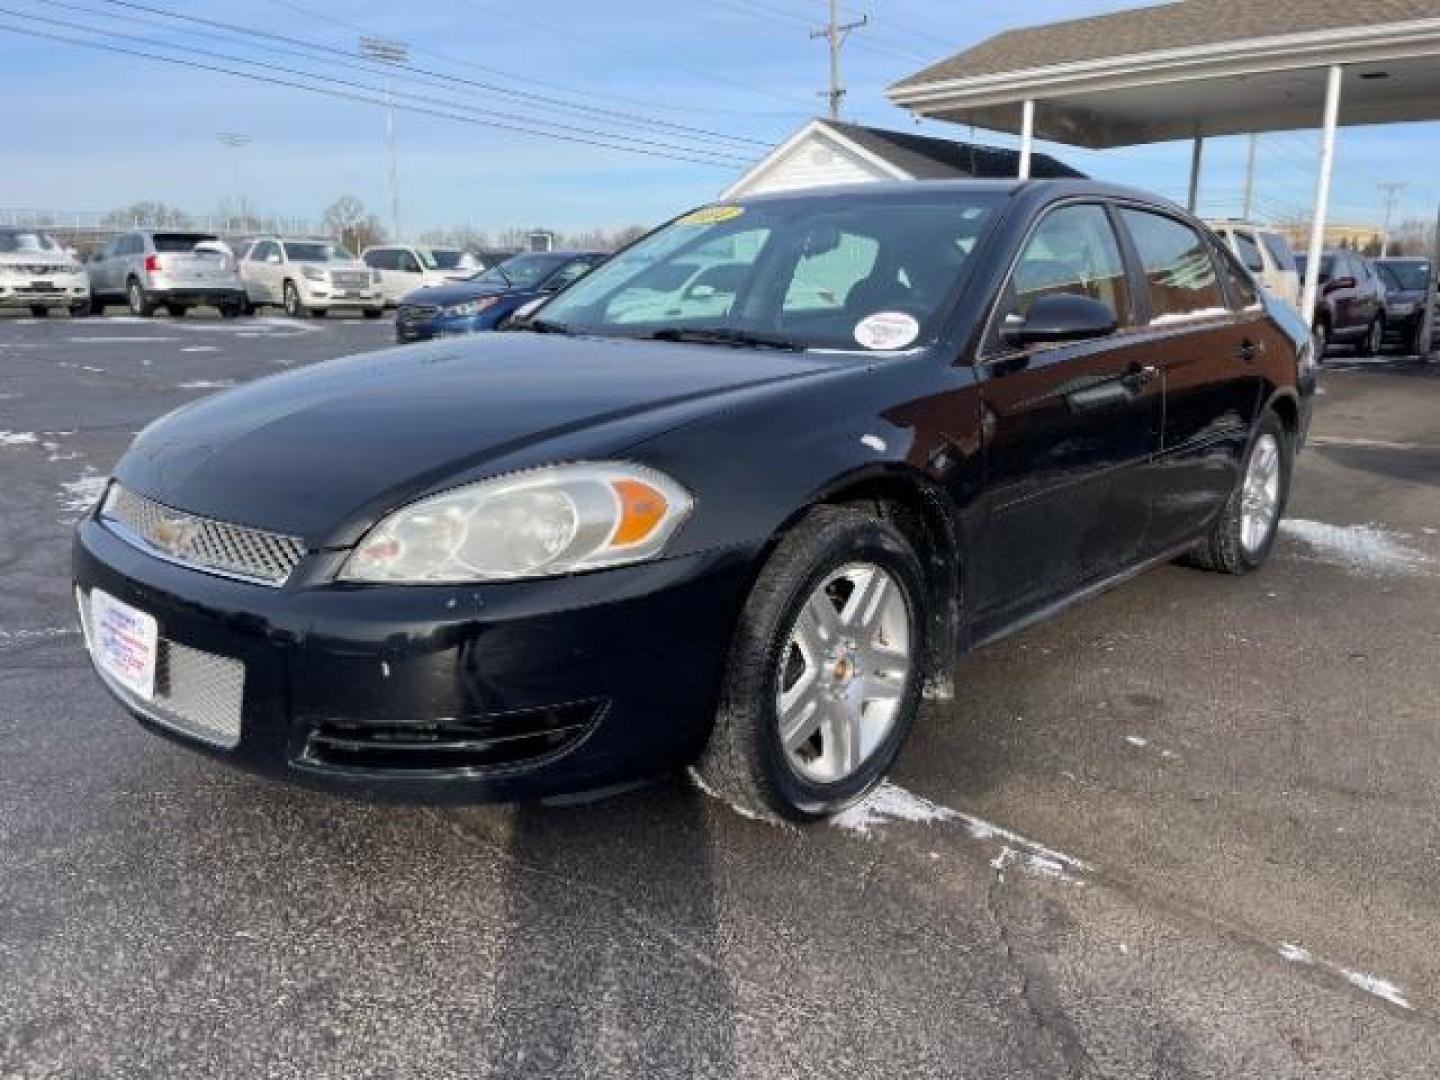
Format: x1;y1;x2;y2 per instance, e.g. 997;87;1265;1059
810;0;867;120
360;35;408;243
1378;180;1408;256
217;132;250;234
1242;133;1258;220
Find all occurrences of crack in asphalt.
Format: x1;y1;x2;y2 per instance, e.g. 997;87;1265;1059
983;867;1110;1080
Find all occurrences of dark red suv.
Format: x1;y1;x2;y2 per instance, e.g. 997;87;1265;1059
1295;250;1386;356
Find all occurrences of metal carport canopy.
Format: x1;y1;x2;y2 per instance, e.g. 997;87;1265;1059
886;0;1440;327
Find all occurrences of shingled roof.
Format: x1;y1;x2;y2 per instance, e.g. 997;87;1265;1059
825;121;1085;180
893;0;1440;89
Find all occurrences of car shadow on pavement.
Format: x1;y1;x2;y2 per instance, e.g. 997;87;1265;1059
474;782;739;1079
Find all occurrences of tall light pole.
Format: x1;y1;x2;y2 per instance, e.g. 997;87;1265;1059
810;0;866;120
217;132;250;233
1377;180;1408;256
360;35;408;243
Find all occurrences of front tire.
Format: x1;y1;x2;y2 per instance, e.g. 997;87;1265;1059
1185;411;1291;575
69;301;89;318
363;307;384;320
166;303;187;318
1362;315;1384;357
127;279;154;317
695;505;927;821
283;280;307;319
28;305;49;318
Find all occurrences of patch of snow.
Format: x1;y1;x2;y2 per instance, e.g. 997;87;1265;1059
0;626;80;645
0;431;38;446
175;379;236;390
1125;735;1149;748
180;345;220;353
1278;941;1412;1010
57;473;107;515
961;813;1093;873
991;845;1085;886
66;336;178;344
687;768;779;825
832;781;957;834
1280;519;1432;577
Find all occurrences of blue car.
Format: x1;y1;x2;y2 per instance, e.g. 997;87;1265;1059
394;251;606;342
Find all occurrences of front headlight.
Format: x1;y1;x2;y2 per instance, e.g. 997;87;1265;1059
339;462;694;583
444;297;500;318
301;265;327;282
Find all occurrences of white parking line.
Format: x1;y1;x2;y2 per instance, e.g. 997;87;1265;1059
1310;435;1439;452
1279;942;1413;1010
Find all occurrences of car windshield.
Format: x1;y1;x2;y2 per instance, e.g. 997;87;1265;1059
536;192;1005;351
419;248;465;270
1377;261;1431;291
471;253;573;288
0;229;61;253
284;241;352;263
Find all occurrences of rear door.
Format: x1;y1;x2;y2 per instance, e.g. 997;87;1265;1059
971;201;1164;619
1114;206;1265;550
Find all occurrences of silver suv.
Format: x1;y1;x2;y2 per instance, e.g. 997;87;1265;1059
0;228;90;317
88;230;246;317
239;237;384;318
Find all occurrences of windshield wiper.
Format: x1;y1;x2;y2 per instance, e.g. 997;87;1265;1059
644;327;806;352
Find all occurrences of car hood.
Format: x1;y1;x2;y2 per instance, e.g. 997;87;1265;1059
399;281;513;306
116;333;841;547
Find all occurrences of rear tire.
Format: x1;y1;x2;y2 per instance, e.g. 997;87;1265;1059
694;505;928;822
1314;319;1330;358
363;307;384;319
166;304;186;318
89;293;107;316
28;305;49;318
219;299;244;319
69;301;89;318
1184;411;1290;575
127;279;154;317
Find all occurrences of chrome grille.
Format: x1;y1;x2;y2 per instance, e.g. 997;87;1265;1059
16;263;70;275
102;484;305;586
331;270;370;290
77;589;245;748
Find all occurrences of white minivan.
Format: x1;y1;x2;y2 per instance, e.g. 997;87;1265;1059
360;245;477;306
1208;220;1301;309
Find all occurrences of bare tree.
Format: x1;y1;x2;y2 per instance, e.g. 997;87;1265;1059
101;201;192;229
323;195;386;252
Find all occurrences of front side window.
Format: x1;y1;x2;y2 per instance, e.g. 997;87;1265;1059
537;193;1004;351
1009;203;1131;323
1120;209;1226;323
283;241;351;263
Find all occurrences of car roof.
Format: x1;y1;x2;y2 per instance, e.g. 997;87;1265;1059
729;177;1180;210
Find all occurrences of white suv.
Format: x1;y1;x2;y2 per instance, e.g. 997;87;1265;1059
240;238;384;318
361;245;477;306
0;228;89;316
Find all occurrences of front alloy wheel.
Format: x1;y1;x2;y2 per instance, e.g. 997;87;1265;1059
284;281;306;318
695;505;927;820
1184;410;1291;574
777;564;911;784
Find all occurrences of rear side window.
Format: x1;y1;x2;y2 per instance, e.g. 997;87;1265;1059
1214;243;1260;310
1009;204;1131;323
1119;209;1227;323
1233;231;1265;273
1260;233;1295;273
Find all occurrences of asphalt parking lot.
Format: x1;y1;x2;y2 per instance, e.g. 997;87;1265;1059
1;311;1437;1078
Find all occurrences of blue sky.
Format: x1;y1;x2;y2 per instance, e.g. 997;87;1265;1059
2;0;1438;236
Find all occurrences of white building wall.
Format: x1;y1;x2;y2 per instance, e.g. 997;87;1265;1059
727;129;894;198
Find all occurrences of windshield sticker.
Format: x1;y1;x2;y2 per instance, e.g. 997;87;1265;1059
677;205;745;227
854;311;919;351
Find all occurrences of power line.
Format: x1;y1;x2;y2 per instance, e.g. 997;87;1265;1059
13;4;754;165
0;17;753;169
74;0;773;150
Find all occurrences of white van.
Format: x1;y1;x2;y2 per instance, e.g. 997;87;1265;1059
1208;220;1301;309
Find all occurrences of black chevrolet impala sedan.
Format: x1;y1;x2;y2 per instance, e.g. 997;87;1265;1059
73;181;1316;820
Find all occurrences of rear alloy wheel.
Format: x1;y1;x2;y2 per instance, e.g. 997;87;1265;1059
127;280;154;317
1184;411;1290;574
283;281;307;319
695;505;927;821
1363;316;1384;357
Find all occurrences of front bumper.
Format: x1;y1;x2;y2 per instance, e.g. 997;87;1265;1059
395;311;503;342
302;283;383;310
73;514;752;802
0;276;88;307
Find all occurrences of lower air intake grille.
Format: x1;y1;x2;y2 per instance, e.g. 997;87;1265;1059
102;484;305;586
302;701;604;773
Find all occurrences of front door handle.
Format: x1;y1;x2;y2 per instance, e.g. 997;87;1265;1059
1121;363;1159;390
1235;339;1265;361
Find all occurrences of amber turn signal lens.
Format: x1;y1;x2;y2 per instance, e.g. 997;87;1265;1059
610;479;669;546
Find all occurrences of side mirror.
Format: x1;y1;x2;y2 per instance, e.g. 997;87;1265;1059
1002;294;1117;347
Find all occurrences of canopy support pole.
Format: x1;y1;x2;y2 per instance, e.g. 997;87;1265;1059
1018;99;1034;179
1301;65;1344;328
1187;131;1204;213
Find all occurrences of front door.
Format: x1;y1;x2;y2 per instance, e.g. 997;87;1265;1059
971;202;1162;621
